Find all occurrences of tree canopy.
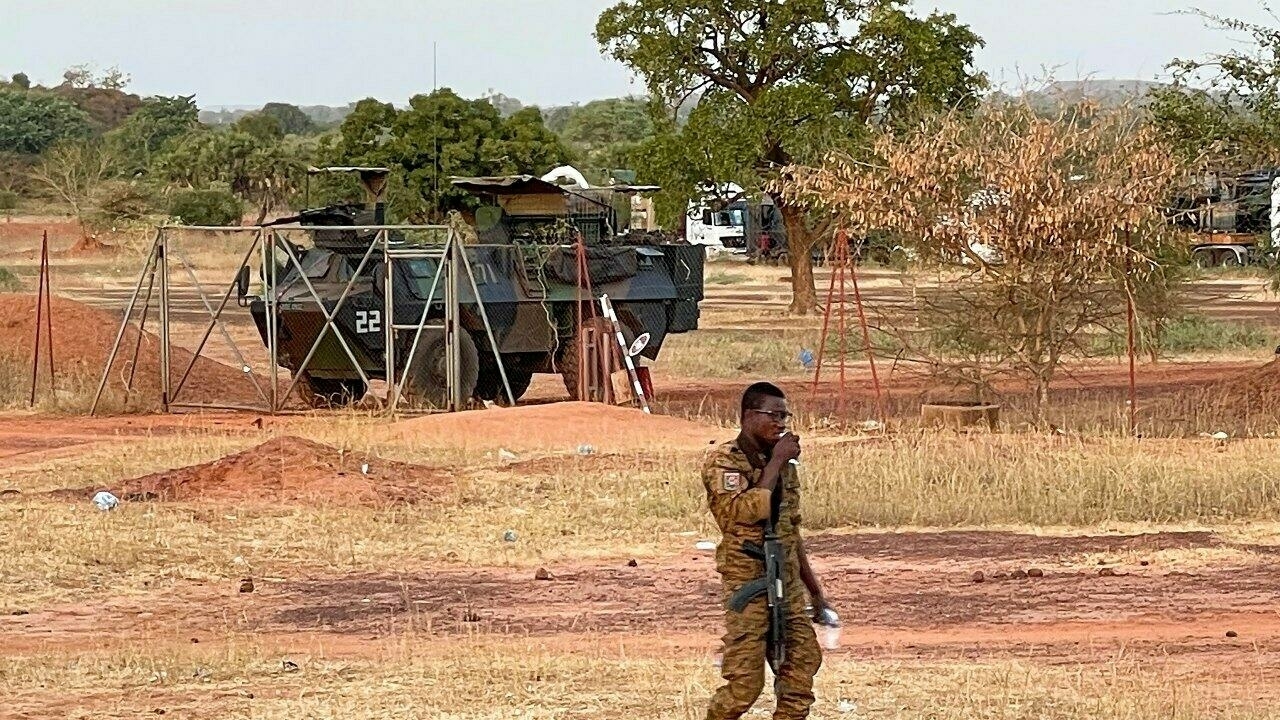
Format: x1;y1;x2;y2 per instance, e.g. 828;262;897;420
328;88;570;221
0;88;92;155
597;0;986;312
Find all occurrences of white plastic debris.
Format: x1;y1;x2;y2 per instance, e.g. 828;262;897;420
859;420;885;432
360;462;370;475
577;444;596;456
92;491;119;511
694;540;717;551
503;529;518;542
836;698;858;713
1211;431;1230;441
498;448;518;462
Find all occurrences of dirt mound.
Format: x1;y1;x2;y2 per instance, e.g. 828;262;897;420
393;401;726;453
0;293;260;409
93;436;448;505
61;235;118;257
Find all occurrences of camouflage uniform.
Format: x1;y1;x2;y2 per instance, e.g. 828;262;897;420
702;439;822;720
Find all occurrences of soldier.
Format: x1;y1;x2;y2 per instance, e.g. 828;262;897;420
702;381;832;720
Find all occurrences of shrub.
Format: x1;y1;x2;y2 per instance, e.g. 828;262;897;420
167;188;242;226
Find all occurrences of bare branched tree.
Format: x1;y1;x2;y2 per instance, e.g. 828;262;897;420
29;139;114;237
782;103;1193;424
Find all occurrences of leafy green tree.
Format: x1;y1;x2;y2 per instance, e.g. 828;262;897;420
0;89;91;154
233;112;284;141
557;96;653;172
261;102;315;136
10;73;29;90
106;95;199;174
155;128;304;223
168;186;243;225
597;0;986;313
329;89;569;221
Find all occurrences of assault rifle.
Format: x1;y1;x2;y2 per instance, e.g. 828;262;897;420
726;522;786;670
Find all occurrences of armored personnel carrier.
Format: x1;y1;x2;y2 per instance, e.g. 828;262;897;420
246;168;704;407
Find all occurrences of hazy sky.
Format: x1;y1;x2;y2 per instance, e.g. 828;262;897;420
2;1;1277;108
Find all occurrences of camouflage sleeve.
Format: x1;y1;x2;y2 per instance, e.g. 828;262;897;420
783;464;802;527
702;459;771;530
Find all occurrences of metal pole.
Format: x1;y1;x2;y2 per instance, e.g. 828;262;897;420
167;236;267;405
382;229;396;411
41;232;54;397
90;230;160;416
461;242;515;405
390;245;447;410
158;230;171;412
445;232;461;410
265;228;279;411
29;232;48;407
124;261;157;398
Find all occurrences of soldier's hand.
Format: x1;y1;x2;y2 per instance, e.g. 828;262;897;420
773;432;801;463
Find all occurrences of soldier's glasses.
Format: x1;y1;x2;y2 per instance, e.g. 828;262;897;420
749;409;793;422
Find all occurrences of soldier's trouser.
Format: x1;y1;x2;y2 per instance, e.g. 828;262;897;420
705;594;823;720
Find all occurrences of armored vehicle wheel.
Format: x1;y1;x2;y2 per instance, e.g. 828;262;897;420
404;330;479;408
474;356;534;404
297;373;367;408
560;316;632;401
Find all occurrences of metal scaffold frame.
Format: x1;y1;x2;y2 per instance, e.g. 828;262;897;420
91;224;511;415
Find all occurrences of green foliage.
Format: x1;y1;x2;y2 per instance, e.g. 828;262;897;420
154;127;306;221
596;0;986;311
0;267;20;292
105;95;198;174
167;187;243;226
1095;315;1273;356
9;73;29;90
233;112;284;141
328;89;570;221
0;89;91;154
260;102;315;135
0;190;17;213
556;97;654;172
88;180;157;228
1150;11;1280;168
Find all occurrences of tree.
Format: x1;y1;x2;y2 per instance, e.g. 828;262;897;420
106;95;199;174
329;89;569;221
597;0;986;313
783;104;1190;423
28;139;115;235
10;73;29;90
154;128;305;223
233;112;284;141
261;102;315;135
1150;11;1280;169
557;96;654;172
0;89;91;154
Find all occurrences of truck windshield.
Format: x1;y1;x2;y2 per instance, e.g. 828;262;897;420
714;209;745;227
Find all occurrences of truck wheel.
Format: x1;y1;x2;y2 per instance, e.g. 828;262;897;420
560;316;621;401
404;330;479;408
1221;251;1243;267
474;356;534;404
297;373;367;408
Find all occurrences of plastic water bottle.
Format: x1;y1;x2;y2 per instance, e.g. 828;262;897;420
815;607;841;650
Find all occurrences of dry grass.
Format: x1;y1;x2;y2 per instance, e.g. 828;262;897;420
3;639;1276;719
9;425;1280;610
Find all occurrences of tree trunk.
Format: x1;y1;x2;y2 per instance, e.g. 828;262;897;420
778;200;817;315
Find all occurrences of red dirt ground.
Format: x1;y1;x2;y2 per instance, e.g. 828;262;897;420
1;293;262;408
80;436;450;505
5;527;1279;681
393;401;727;452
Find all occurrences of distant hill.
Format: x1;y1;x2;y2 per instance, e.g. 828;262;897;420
991;79;1174;110
200;103;357;128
